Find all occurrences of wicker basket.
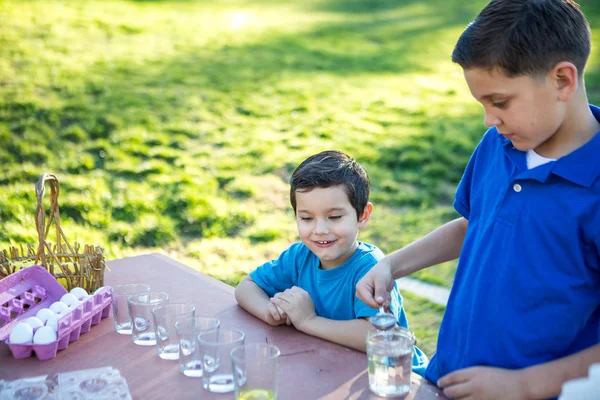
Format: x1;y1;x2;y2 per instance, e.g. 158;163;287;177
0;173;106;292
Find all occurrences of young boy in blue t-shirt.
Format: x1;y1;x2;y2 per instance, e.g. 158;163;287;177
235;151;426;370
356;0;600;398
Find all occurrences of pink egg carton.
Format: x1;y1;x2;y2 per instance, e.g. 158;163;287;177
0;265;112;360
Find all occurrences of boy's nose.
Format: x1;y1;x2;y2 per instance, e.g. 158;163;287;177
484;112;501;128
314;219;330;234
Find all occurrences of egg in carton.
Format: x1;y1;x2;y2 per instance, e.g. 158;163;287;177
0;265;112;360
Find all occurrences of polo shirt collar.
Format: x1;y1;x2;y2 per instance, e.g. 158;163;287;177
552;105;600;187
502;104;600;187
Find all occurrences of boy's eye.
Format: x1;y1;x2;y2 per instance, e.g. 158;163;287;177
492;100;508;109
300;217;313;221
329;215;342;220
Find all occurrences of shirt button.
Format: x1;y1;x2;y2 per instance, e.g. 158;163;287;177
513;183;522;192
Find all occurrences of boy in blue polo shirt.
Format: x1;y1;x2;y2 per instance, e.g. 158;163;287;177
356;0;600;398
235;150;427;372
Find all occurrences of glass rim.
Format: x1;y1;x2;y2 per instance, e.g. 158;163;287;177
127;292;169;306
368;327;416;344
197;328;245;345
151;302;196;316
229;343;281;363
174;316;220;333
110;283;150;295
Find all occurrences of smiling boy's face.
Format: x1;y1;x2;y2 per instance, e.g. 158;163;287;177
295;185;371;270
464;67;569;157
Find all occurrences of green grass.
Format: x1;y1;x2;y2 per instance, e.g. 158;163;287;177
1;0;599;357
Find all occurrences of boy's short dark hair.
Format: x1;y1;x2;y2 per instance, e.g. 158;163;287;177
290;150;370;220
452;0;591;78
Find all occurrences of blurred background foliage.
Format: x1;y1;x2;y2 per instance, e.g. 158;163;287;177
1;0;598;355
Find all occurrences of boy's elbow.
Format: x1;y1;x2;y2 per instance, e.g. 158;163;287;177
234;275;253;303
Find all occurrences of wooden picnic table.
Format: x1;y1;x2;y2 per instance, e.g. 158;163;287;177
0;253;447;399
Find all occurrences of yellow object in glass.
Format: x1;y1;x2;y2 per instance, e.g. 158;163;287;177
238;388;275;400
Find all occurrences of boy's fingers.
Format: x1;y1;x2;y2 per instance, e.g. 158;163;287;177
373;274;394;306
267;302;281;321
356;283;378;308
438;369;471;387
275;304;286;317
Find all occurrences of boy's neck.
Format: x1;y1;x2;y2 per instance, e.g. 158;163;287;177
536;93;600;159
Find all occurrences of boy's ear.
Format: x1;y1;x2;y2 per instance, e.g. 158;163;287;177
358;202;373;228
551;61;579;102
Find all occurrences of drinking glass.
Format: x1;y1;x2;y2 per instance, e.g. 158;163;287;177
127;292;169;346
230;343;280;400
110;283;150;335
152;303;195;360
366;327;415;398
198;329;245;393
175;316;220;377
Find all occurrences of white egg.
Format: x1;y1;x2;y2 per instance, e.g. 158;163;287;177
69;300;82;309
60;293;79;307
45;314;60;332
93;286;106;295
33;326;57;344
49;301;69;315
24;316;44;330
35;308;56;324
82;294;93;301
9;323;34;344
70;287;88;300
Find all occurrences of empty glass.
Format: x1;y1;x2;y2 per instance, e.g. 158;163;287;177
230;343;280;400
198;329;245;393
175;317;220;377
152;303;195;360
127;292;169;346
110;283;150;335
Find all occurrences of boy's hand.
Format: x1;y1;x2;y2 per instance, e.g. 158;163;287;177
356;260;394;308
270;286;316;331
438;366;528;400
265;301;289;326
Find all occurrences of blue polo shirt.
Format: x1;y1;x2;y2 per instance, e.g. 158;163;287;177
425;105;600;384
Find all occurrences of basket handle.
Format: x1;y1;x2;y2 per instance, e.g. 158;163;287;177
35;173;73;269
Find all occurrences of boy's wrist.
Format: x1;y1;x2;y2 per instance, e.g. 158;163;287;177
519;366;545;400
296;314;318;334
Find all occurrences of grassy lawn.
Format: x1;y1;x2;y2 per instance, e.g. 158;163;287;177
1;0;599;356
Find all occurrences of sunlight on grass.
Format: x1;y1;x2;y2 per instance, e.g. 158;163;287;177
2;0;599;356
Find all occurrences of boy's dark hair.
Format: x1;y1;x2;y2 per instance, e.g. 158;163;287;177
290;150;370;220
452;0;591;78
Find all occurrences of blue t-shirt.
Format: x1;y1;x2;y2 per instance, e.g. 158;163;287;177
251;241;387;320
426;106;600;384
250;241;429;375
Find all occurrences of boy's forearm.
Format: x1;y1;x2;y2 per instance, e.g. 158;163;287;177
298;316;372;352
234;277;271;323
522;343;600;399
386;217;468;279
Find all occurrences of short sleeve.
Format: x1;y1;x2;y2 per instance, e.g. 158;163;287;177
587;230;600;271
249;243;300;297
454;130;494;220
454;151;476;219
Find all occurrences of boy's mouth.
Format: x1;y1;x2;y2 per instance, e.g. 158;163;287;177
314;240;335;247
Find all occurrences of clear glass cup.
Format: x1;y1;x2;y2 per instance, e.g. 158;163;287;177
366;327;415;398
127;292;169;346
175;317;220;377
198;328;245;393
230;343;280;400
110;283;150;335
151;303;195;360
